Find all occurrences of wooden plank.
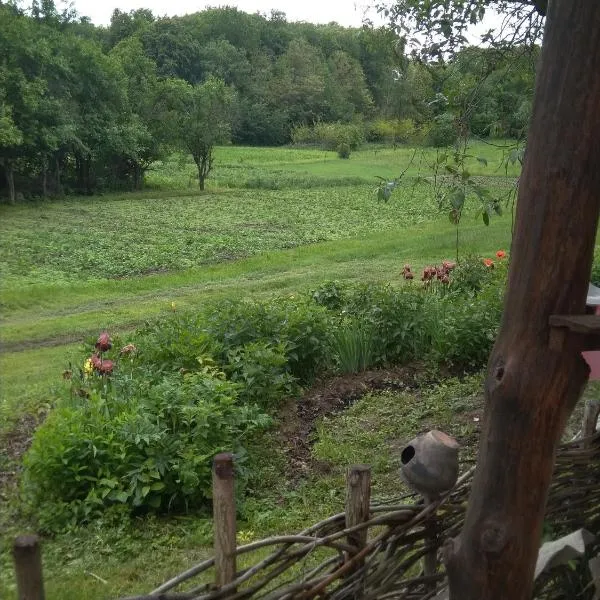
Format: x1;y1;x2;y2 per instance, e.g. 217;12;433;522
549;315;600;334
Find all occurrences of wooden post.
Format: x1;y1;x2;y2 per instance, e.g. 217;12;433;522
13;535;45;600
345;465;371;572
212;452;236;588
444;2;600;599
581;398;600;448
423;496;438;584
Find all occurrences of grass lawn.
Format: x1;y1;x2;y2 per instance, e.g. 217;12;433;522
2;140;596;600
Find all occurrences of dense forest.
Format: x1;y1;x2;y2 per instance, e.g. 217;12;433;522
0;0;537;201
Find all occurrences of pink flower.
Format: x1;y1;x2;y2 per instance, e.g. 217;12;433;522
483;258;494;268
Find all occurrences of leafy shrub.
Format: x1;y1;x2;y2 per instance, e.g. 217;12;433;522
134;315;220;374
450;254;497;294
314;283;430;366
337;143;351;159
226;341;297;409
203;297;332;383
311;280;348;310
427;112;459;147
427;279;503;369
291;122;364;152
366;119;416;144
23;347;270;532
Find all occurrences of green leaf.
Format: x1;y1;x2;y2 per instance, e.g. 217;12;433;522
482;211;490;226
112;490;130;503
450;189;465;210
476;157;488;167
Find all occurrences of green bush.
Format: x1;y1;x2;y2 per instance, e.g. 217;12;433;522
203;297;332;383
226;341;297;409
426;112;459;147
366;119;416;144
291;122;364;152
450;254;498;294
337;143;351;159
427;279;503;369
23;356;270;532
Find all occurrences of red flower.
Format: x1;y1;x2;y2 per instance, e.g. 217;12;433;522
496;250;506;259
442;260;457;271
422;266;436;281
483;258;494;268
90;354;102;370
96;332;112;352
98;360;114;375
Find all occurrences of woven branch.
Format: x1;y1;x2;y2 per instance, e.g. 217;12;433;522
119;432;600;600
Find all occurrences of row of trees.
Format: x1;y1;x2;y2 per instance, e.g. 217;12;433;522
0;0;537;201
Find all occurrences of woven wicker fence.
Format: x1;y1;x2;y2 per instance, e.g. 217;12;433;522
108;431;599;600
10;432;599;600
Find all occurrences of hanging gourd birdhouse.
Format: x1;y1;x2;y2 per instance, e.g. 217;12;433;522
400;430;460;499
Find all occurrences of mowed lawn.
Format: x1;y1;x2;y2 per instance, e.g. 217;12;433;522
0;144;518;432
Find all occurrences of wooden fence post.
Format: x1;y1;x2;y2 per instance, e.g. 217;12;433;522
345;464;371;572
423;496;438;588
13;534;45;600
581;398;600;448
213;452;236;588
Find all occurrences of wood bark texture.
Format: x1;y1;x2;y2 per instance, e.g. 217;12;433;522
445;2;600;599
212;453;237;588
12;534;45;600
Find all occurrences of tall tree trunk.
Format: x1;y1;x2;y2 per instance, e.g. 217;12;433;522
5;161;16;205
41;155;48;198
55;154;62;196
445;3;600;599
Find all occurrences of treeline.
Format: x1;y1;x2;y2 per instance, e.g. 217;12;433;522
0;0;537;201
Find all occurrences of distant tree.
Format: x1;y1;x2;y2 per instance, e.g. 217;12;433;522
161;77;234;191
325;50;374;121
271;38;327;125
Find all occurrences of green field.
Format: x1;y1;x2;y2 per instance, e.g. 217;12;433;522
3;143;595;600
0;144;517;431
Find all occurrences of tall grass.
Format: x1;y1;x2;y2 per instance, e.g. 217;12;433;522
331;322;377;374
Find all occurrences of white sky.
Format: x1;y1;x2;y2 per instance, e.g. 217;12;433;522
72;0;381;28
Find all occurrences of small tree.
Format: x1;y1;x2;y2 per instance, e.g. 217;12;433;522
163;76;234;191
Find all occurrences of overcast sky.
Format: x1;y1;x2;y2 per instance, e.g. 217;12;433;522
72;0;381;28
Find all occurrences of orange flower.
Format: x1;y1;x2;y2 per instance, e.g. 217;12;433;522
483;258;494;268
496;250;506;259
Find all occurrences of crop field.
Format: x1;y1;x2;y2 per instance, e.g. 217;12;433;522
4;142;597;600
